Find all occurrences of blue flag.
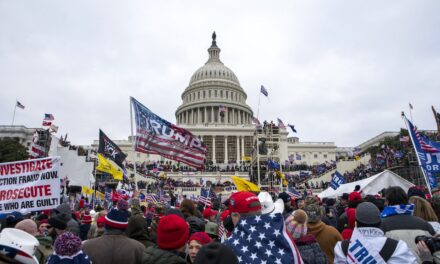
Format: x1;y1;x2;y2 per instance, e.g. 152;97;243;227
406;117;440;189
224;213;303;263
330;171;345;190
267;159;280;170
260;85;268;97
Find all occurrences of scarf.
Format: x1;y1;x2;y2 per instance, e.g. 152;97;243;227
380;204;414;218
346;228;386;264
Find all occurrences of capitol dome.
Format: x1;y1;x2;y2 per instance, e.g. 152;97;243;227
176;32;253;127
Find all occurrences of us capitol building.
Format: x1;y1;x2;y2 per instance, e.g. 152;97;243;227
117;32;337;183
1;33;340;184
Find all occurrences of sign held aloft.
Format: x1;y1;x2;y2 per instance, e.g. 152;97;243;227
0;157;61;213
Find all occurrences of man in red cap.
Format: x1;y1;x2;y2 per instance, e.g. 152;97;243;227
228;191;262;227
202;207;218;223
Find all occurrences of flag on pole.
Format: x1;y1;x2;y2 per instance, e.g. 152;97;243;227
409;103;413;110
131;97;207;169
96;153;124;180
16;101;25;109
198;188;212;207
329;171;346;190
42;121;52;127
260;85;268;97
251;116;261;125
219;105;228;113
98;129;127;169
44;113;55;121
288;124;297;133
277;118;286;129
405;116;440;190
287;187;302;199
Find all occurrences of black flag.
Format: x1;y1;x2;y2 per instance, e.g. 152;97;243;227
98;129;127;168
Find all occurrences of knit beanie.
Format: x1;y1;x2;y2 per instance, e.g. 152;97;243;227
194;242;239;264
286;210;308;239
105;200;129;230
54;232;82;256
157;214;189;250
189;232;212;245
97;216;106;228
49;232;91;264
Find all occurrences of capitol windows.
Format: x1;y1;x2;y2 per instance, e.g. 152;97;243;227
324;154;328;158
314;154;318;159
220;90;223;97
198;91;200;99
209;90;211;98
203;91;205;98
226;91;228;98
215;90;218;97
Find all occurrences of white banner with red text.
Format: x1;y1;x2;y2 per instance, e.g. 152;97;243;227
0;157;61;213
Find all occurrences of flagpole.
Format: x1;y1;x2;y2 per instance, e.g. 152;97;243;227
402;114;432;196
409;103;414;123
129;98;138;191
11;102;17;125
257;90;261;120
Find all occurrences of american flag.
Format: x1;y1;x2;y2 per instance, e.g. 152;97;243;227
286;187;302;199
251;116;261;126
218;222;226;242
197;188;212;207
42;121;52;127
224;213;303;264
219;105;228;113
145;193;158;203
277;118;286;129
260;85;269;97
16;101;25;109
29;130;50;158
44;113;55;121
132;97;207;169
414;128;439;153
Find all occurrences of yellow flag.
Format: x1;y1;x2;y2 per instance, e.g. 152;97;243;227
276;171;289;186
96;153;123;180
96;191;105;200
231;176;260;192
82;186;94;195
355;155;361;161
242;156;251;162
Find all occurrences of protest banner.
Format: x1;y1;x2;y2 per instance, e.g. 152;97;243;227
0;157;61;213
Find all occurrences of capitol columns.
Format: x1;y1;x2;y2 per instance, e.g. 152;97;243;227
212;136;216;164
224;136;228;164
241;136;245;159
236;136;240;164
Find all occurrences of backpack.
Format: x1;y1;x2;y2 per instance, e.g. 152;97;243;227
341;238;398;262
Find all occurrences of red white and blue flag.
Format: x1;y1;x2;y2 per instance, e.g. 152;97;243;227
224;213;303;264
131;97;207;169
287;187;302;199
44;113;55;121
197;188;212;207
405;116;440;189
277;118;286;129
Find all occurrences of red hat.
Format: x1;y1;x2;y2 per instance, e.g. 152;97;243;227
229;191;261;214
349;192;362;202
157;214;189;250
97;216;106;228
220;210;230;221
189;232;212;245
202;207;218;219
82;214;92;225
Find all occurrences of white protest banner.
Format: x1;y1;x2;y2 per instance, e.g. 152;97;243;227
0;157;61;213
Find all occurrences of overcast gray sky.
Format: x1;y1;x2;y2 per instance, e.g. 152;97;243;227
1;0;439;147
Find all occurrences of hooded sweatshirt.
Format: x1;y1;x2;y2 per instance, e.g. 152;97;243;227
307;221;343;264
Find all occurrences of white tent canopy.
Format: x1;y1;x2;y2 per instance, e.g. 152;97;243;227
318;170;415;199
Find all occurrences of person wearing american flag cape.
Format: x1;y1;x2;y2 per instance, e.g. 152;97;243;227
223;191;304;264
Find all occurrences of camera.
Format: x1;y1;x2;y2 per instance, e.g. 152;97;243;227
415;235;440;253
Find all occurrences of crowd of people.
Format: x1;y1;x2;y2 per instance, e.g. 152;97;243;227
2;184;440;264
